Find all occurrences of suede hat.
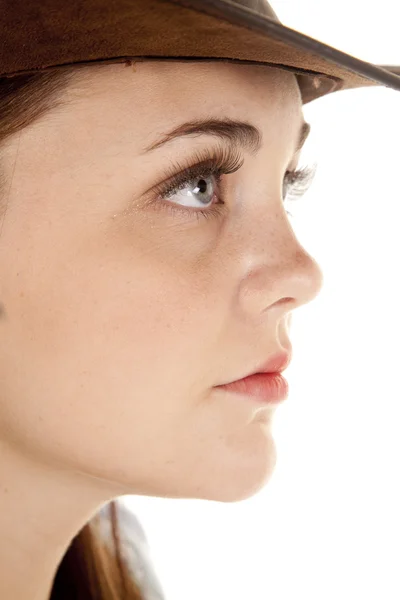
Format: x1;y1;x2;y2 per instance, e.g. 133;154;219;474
1;0;400;104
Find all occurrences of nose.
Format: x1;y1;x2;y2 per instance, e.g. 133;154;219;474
236;215;324;319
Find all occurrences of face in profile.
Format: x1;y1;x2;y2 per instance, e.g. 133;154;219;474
0;60;323;503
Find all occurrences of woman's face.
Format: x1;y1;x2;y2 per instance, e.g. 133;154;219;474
0;61;323;502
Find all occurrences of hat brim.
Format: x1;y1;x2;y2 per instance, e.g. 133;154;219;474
2;0;400;105
169;0;400;104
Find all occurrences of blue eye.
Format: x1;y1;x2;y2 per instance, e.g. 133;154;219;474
150;145;316;222
163;173;219;210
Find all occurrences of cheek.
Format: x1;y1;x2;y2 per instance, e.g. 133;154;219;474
0;233;223;484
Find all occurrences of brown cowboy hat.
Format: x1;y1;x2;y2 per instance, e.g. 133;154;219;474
1;0;399;104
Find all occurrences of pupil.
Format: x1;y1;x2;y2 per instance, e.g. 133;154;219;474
197;178;207;194
193;178;212;205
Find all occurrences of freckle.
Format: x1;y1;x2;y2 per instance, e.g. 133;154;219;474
0;303;6;319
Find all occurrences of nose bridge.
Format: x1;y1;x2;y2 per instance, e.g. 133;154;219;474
236;215;324;317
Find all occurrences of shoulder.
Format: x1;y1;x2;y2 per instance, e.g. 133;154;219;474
116;501;149;545
98;501;166;600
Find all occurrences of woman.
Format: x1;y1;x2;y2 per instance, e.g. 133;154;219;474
0;1;399;599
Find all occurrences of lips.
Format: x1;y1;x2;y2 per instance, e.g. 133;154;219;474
252;351;291;376
218;371;289;403
220;350;291;386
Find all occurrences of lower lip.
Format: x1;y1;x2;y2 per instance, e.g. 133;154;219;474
216;372;289;404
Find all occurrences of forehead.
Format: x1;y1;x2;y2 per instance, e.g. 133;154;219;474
64;60;304;157
35;61;301;175
72;60;302;118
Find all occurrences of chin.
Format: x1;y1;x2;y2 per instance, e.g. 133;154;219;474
189;439;278;503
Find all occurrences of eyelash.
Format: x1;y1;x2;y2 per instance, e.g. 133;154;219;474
147;145;316;222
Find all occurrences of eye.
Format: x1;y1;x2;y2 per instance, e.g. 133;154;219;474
162;173;220;210
283;164;317;217
283;164;317;202
148;145;243;221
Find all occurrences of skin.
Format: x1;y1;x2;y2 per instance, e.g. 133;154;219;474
0;60;323;599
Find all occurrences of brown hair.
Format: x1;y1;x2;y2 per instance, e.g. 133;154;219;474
0;66;146;600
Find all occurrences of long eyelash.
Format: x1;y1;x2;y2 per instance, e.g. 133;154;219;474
283;163;317;218
152;144;244;198
146;145;316;222
143;145;243;223
284;163;317;200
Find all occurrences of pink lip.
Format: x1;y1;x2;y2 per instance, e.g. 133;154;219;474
216;372;289;404
255;352;291;375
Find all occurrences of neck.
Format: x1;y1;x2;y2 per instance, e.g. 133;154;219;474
0;439;125;600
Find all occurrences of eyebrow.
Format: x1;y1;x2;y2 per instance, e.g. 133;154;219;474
142;117;310;156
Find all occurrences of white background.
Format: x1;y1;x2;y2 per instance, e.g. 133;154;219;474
124;2;400;598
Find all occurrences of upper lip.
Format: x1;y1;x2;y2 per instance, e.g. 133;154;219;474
220;350;292;385
253;351;291;375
